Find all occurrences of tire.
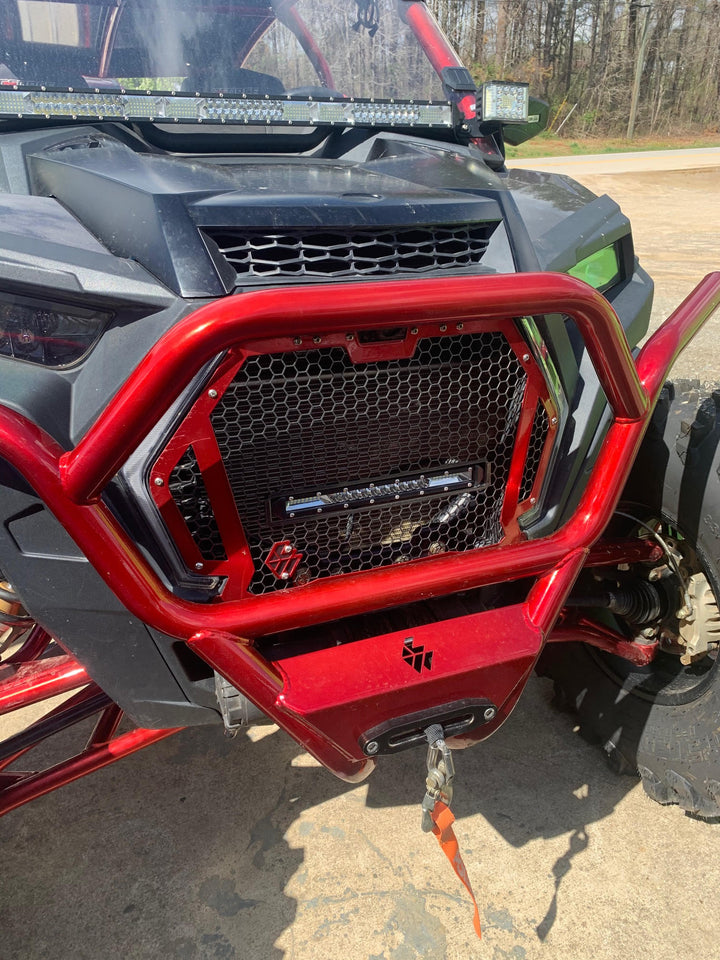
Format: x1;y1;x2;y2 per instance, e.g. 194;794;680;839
537;380;720;817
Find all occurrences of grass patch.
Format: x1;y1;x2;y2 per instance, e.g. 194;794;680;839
505;132;720;159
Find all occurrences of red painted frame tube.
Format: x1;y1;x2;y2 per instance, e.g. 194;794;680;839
4;625;53;665
0;653;178;817
526;549;588;635
548;619;658;667
190;550;588;780
0;274;717;644
0;685;108;771
584;539;662;567
188;628;371;781
277;2;334;88
637;273;720;397
0;655;89;717
60;274;645;503
0;724;179;817
401;1;477;120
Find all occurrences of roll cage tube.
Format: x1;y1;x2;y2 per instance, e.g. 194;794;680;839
274;0;334;88
401;0;477;120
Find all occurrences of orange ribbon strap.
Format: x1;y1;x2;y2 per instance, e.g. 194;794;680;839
430;801;482;939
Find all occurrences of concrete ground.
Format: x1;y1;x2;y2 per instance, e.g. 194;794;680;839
507;145;720;175
2;153;720;960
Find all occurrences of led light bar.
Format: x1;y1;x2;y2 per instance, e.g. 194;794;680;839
0;86;453;128
481;81;529;122
278;465;488;519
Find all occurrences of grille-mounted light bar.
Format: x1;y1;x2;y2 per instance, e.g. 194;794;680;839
278;465;488;519
0;86;453;128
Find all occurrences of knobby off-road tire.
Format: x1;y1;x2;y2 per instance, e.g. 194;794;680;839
537;380;720;817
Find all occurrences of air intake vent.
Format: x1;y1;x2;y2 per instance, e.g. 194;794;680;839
203;223;497;282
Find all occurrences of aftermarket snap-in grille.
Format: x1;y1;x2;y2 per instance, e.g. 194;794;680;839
203;223;497;282
168;446;227;562
209;332;527;594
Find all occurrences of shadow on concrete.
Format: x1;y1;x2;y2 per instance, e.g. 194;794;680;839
0;672;649;959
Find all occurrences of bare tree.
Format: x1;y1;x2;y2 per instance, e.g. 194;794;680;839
427;0;720;136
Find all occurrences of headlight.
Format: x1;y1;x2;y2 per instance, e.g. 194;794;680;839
0;293;111;367
568;244;622;293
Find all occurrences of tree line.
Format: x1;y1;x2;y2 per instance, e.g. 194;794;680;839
428;0;720;136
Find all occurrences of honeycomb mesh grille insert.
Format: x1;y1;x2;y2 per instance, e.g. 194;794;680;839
203;223;497;280
168;446;227;561
210;333;526;594
519;402;549;502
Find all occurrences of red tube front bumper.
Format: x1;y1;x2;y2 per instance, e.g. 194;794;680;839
1;272;718;780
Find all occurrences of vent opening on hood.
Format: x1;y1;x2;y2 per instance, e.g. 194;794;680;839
201;223;499;282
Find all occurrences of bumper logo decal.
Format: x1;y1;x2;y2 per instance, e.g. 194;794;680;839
402;637;434;673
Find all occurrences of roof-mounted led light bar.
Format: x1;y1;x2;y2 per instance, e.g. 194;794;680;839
0;86;453;128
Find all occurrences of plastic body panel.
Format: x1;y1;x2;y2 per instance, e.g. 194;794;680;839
0;486;220;728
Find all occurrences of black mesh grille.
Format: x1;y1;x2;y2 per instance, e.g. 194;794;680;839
519;402;549;502
203;223;497;281
168;446;227;561
210;334;526;593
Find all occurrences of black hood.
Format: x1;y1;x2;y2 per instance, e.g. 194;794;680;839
28;132;507;297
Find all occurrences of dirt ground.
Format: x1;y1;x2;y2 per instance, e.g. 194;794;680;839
576;165;720;381
1;160;720;960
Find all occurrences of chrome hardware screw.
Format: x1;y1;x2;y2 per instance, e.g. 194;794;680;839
208;389;218;399
366;741;379;755
195;562;204;570
523;353;530;362
153;477;163;486
483;706;496;721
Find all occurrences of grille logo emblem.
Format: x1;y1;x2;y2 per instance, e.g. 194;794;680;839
402;637;434;674
265;541;304;581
